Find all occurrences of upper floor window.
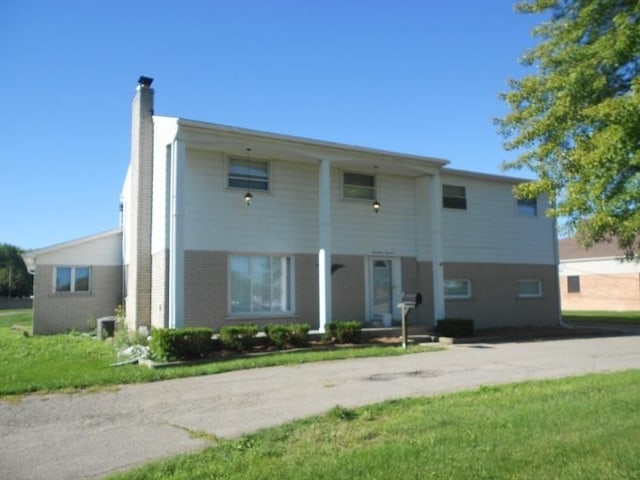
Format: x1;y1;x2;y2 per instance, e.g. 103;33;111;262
55;266;91;293
517;198;538;216
443;185;467;210
343;172;375;200
228;157;269;191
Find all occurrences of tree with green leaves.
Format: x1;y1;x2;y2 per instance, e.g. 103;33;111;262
0;243;33;298
497;0;640;256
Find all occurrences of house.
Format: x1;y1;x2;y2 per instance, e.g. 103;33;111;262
558;237;640;311
23;77;560;334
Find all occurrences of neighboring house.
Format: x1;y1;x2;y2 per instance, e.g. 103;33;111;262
558;238;640;311
22;229;123;334
24;77;560;334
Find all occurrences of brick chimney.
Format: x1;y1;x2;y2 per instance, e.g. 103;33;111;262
124;76;154;330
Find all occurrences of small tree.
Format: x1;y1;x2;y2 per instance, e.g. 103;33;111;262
497;0;640;256
0;243;33;297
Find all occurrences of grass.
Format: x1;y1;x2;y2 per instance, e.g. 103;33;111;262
107;370;640;480
0;310;440;397
563;310;640;325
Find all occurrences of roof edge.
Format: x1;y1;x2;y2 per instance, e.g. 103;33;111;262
23;228;123;259
175;117;450;167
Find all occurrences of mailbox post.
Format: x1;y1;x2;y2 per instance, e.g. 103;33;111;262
397;292;422;349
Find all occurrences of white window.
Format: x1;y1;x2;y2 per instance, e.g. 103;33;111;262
444;279;471;299
517;198;537;216
228;156;269;191
55;266;91;293
443;185;467;210
229;255;293;314
343;172;375;200
517;279;542;298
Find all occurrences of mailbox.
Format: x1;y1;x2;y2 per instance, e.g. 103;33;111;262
400;292;422;308
397;292;422;350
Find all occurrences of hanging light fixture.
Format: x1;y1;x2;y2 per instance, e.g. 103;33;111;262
373;165;381;213
244;148;253;206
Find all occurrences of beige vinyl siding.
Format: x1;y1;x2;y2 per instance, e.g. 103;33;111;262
332;172;419;256
441;174;556;265
184;149;318;253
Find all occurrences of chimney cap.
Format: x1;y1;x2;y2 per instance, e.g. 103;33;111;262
138;76;154;87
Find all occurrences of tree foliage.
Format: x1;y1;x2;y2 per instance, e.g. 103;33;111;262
497;0;640;255
0;243;33;297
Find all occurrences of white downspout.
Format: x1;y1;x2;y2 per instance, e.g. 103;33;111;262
169;138;185;329
317;158;332;333
430;171;445;325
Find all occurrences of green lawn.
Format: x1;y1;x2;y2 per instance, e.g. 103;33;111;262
0;310;439;397
563;310;640;325
107;370;640;480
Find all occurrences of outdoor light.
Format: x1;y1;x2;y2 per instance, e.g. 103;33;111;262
244;147;252;206
373;165;381;213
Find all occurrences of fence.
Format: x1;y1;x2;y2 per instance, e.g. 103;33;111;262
0;298;33;310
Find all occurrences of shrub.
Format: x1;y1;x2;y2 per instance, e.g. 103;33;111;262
325;321;363;344
149;328;215;361
264;325;289;349
265;323;310;349
436;318;474;338
219;324;258;352
288;323;311;347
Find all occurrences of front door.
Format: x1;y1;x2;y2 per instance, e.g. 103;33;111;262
370;258;394;321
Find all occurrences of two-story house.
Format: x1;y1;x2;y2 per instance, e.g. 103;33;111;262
24;77;560;334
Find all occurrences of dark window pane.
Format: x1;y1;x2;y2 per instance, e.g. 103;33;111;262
567;275;580;293
75;267;90;292
443;185;467;210
517;198;537;216
56;267;71;292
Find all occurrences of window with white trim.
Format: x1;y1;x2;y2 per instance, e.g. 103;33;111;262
517;279;542;298
343;172;375;200
228;157;269;191
444;279;471;299
55;266;91;293
517;198;538;216
229;255;293;314
443;184;467;210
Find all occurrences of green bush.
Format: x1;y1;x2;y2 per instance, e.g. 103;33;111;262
219;324;258;352
436;318;474;338
325;321;363;344
265;323;310;349
149;328;215;361
288;323;311;347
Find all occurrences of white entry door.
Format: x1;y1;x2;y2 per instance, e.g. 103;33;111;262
368;257;400;322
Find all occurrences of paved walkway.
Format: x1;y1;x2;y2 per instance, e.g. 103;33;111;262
1;334;639;479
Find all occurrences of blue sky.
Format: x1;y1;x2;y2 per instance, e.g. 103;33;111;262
1;1;542;250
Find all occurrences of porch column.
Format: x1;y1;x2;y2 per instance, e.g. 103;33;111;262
169;138;185;329
430;171;445;324
317;158;332;333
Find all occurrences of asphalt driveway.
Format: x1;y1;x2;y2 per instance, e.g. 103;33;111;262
1;334;639;479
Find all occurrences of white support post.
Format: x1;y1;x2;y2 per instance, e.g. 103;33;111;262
169;138;185;329
317;158;332;333
430;171;445;325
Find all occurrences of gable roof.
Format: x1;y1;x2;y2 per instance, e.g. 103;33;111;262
22;228;123;273
558;237;625;261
